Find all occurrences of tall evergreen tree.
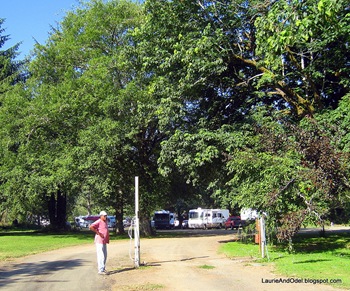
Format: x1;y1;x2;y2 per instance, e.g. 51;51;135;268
0;18;26;95
0;18;28;223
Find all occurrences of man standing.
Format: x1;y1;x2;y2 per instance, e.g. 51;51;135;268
89;211;110;275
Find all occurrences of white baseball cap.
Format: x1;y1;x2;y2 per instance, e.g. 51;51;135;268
99;211;107;216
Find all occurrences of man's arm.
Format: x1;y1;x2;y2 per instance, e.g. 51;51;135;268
89;223;104;238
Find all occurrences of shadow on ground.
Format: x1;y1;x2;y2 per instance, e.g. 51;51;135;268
0;259;87;289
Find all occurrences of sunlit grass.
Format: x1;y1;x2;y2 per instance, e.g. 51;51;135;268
219;232;350;290
0;228;127;260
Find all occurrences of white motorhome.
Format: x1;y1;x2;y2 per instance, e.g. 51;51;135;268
188;208;229;229
240;208;259;221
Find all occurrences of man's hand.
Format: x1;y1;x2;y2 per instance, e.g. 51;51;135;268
89;225;104;238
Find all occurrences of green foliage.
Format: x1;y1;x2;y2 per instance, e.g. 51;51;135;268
140;0;349;122
160;105;349;241
255;0;350;111
317;93;350;152
140;1;349;239
1;0;350;240
0;20;28;222
0;1;151;227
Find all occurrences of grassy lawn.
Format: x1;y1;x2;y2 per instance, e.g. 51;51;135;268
219;230;350;290
0;228;127;261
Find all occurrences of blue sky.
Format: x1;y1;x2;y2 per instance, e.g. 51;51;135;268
1;0;79;58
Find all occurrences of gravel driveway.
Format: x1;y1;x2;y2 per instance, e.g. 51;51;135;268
0;228;345;291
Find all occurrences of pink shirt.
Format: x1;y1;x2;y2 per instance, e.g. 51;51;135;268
91;218;110;244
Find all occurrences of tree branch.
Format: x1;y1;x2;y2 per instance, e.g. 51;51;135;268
232;54;315;117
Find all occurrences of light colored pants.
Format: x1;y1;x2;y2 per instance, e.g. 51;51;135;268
96;243;107;272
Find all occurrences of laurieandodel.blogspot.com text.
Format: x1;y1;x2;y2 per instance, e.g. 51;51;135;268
261;278;343;285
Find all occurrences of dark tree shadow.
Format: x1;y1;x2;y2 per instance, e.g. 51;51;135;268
0;259;87;288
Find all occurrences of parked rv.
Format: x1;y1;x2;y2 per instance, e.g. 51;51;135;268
188;208;229;229
153;210;175;229
240;208;259;221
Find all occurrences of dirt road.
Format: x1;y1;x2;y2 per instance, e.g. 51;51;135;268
0;243;104;291
0;229;345;291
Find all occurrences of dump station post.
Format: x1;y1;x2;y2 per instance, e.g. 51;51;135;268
134;176;140;268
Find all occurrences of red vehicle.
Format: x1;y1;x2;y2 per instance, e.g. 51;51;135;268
224;216;246;230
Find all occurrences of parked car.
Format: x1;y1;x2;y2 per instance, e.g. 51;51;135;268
224;216;246;230
182;220;189;229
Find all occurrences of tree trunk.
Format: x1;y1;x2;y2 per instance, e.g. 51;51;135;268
114;188;125;234
56;189;67;229
139;219;153;236
47;188;67;230
115;207;125;234
48;192;57;227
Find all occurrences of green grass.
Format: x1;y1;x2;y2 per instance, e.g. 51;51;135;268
219;240;261;258
0;228;128;260
219;232;350;290
118;283;164;290
198;264;215;269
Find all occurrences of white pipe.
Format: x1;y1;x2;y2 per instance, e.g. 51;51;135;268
134;176;140;268
260;216;266;258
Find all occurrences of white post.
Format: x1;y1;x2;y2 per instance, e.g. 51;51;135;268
134;176;140;268
260;216;266;258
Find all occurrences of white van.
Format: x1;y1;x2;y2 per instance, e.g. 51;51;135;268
188;208;229;229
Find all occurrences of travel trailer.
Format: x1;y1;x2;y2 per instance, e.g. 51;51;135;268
188;208;229;229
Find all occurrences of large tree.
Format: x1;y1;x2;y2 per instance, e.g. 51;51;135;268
140;0;350;240
0;0;147;229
